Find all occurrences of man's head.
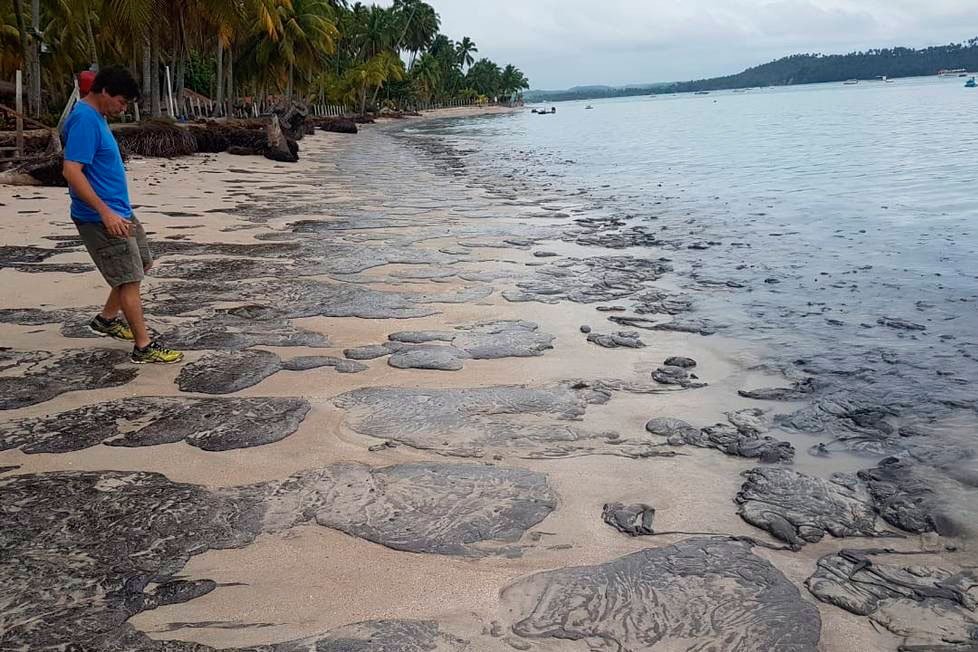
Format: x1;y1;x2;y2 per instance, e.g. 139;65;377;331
87;66;140;117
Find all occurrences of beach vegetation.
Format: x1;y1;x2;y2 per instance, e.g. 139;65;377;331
0;0;531;119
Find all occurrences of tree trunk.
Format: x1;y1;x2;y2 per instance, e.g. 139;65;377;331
150;23;161;117
175;7;187;98
226;50;234;111
84;1;99;69
11;0;33;115
215;40;224;111
30;0;40;117
175;51;185;100
30;0;41;118
142;36;151;106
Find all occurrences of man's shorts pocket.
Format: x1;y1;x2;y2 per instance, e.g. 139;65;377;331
94;237;143;287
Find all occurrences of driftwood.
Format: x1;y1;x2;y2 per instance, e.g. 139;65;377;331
274;104;308;141
264;115;299;163
0;154;65;186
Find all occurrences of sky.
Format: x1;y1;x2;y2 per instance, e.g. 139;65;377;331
387;1;978;89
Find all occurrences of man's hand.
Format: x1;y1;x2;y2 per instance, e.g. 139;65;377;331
143;260;154;272
101;211;131;238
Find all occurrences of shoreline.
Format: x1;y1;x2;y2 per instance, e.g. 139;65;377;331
0;108;966;652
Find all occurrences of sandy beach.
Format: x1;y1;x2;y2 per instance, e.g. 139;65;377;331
0;105;969;651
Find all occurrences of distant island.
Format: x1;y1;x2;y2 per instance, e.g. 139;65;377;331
526;37;978;102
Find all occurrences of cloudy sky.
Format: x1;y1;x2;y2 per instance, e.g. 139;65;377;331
402;1;978;89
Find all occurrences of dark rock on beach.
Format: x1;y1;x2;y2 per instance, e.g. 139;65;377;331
652;364;707;388
776;391;903;456
285;620;469;652
335;383;674;459
602;502;656;536
644;417;701;442
739;377;819;401
736;467;893;549
0;396;310;453
0;348;136;410
163;305;329;351
857;457;947;535
806;549;978;650
501;537;821;650
345;321;555;371
146;277;490;320
607;314;719;336
646;410;793;463
177;349;365;394
502;256;671;305
0;245;62;266
0;464;553;649
586;330;645;348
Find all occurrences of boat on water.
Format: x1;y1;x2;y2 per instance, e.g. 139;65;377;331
694;91;710;95
585;105;594;109
966;77;977;88
843;79;859;85
939;68;968;77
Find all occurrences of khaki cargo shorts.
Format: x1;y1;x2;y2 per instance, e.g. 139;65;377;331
74;215;153;288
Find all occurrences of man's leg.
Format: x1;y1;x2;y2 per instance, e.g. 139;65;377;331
117;281;151;349
100;286;122;321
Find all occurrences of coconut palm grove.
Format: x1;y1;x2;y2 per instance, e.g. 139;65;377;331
1;0;531;120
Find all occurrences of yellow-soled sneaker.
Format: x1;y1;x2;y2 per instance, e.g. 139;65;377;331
89;315;135;341
131;341;184;364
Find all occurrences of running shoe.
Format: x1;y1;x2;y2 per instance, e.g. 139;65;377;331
131;341;184;364
88;315;135;341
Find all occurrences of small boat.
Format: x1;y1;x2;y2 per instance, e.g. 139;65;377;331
843;79;859;85
585;105;594;109
694;91;710;95
966;77;977;88
939;68;968;77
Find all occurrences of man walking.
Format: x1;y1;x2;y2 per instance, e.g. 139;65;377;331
62;66;183;364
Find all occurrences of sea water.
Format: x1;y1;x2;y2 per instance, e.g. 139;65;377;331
406;77;978;527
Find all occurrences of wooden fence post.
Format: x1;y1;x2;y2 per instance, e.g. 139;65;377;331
15;70;24;158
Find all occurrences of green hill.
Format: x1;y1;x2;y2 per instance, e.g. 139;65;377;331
528;37;978;102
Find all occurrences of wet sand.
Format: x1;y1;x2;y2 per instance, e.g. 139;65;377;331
0;106;970;651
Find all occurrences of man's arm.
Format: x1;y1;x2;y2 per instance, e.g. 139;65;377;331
62;160;131;237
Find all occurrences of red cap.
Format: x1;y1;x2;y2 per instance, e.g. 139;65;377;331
78;71;96;96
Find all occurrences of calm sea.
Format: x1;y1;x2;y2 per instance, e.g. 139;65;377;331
407;75;978;467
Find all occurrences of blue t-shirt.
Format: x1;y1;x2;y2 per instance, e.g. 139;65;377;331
62;101;132;223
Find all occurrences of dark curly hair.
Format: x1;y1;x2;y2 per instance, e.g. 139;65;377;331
90;65;141;101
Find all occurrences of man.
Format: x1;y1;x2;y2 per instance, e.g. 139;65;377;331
62;66;183;364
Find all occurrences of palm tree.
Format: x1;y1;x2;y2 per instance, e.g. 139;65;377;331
410;50;439;102
500;63;529;101
455;36;476;70
278;0;339;98
354;48;402;113
392;0;437;68
465;57;500;98
0;0;531;119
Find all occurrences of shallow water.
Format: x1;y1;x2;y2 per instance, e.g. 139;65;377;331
406;77;978;537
